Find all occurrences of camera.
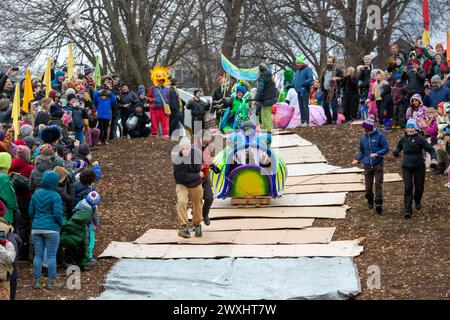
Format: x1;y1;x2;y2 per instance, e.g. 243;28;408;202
11;67;19;72
0;231;6;240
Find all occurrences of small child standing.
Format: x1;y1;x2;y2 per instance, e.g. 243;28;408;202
391;77;408;128
352;116;389;214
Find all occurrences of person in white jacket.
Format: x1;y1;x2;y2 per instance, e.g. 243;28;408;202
0;238;16;300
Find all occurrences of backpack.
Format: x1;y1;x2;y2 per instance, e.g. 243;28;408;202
10;173;30;194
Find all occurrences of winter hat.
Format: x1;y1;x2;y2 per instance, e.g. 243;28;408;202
67;93;77;102
41;125;61;143
179;137;191;148
21;114;34;126
363;55;372;62
14;139;26;147
66;88;76;96
73;159;88;170
23;136;37;150
40;143;55;156
17;145;31;162
86;191;101;207
406;119;418;130
431;75;442;84
38;124;47;132
0;152;12;171
8;143;17;158
53;166;68;182
50;103;62;115
137;85;146;95
20;124;33;138
436;43;444;51
296;53;305;64
410;93;423;106
236;85;247;94
362;115;375;132
78;144;91;157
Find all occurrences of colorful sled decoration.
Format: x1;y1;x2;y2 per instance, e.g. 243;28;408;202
211;123;287;199
221;54;259;81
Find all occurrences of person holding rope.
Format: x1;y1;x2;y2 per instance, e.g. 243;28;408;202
352;115;389;214
393;119;438;219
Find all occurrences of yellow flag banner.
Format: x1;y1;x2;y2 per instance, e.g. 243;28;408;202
67;43;74;81
12;83;20;140
22;68;34;113
44;57;52;98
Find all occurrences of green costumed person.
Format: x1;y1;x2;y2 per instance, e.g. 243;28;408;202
219;84;251;133
278;68;295;102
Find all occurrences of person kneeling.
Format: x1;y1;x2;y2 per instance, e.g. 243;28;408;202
127;107;151;139
172;137;204;238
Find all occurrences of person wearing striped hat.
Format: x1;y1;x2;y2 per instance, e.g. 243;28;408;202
393;119;438;219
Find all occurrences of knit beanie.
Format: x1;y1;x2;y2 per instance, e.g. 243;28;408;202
40;143;55;156
23;136;37;150
66;88;76;96
431;75;442;84
362;115;375;132
86;191;101;207
406;119;418;130
0;152;12;171
19;124;34;138
17;145;31;162
14;139;26;146
296;53;305;64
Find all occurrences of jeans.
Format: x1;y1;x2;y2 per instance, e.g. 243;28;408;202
297;91;310;124
32;232;60;280
74;129;85;145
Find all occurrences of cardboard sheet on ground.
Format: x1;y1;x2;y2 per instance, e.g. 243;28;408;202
275;146;326;164
270;134;313;148
96;257;361;300
286;163;363;177
212;193;347;208
202;218;314;231
282;183;366;194
134;228;335;245
285;173;402;186
99;240;363;259
209;206;348;219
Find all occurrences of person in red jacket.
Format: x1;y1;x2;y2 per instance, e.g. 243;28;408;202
8;145;35;261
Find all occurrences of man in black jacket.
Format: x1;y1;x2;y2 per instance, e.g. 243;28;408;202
118;84;138;137
172;137;204;238
186;89;210;136
255;64;278;131
401;60;426;99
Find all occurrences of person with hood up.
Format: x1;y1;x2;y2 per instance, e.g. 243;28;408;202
9;146;34;260
60;191;100;271
352;116;389;214
254;63;278;131
0;153;18;226
406;94;427;131
29;171;64;289
51;70;65;92
393;119;438;219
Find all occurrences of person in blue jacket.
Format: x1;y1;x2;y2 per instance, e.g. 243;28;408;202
93;85;116;145
29;171;64;290
293;54;314;127
352;115;389;214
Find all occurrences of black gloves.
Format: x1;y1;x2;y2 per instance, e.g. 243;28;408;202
392;150;400;158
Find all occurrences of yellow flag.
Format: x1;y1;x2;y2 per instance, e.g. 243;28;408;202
22;68;34;113
422;29;430;46
12;83;20;140
67;43;74;81
44;57;52;98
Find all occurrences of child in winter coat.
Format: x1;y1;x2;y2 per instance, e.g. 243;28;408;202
380;80;393;131
352;116;389;214
368;70;383;125
406;94;427;131
421;108;439;170
60;191;100;271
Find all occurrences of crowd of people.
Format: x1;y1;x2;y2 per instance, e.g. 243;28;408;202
0;39;449;299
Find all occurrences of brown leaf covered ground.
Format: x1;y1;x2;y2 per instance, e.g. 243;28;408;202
15;125;450;300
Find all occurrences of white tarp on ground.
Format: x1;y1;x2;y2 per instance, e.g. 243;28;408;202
96;257;361;300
